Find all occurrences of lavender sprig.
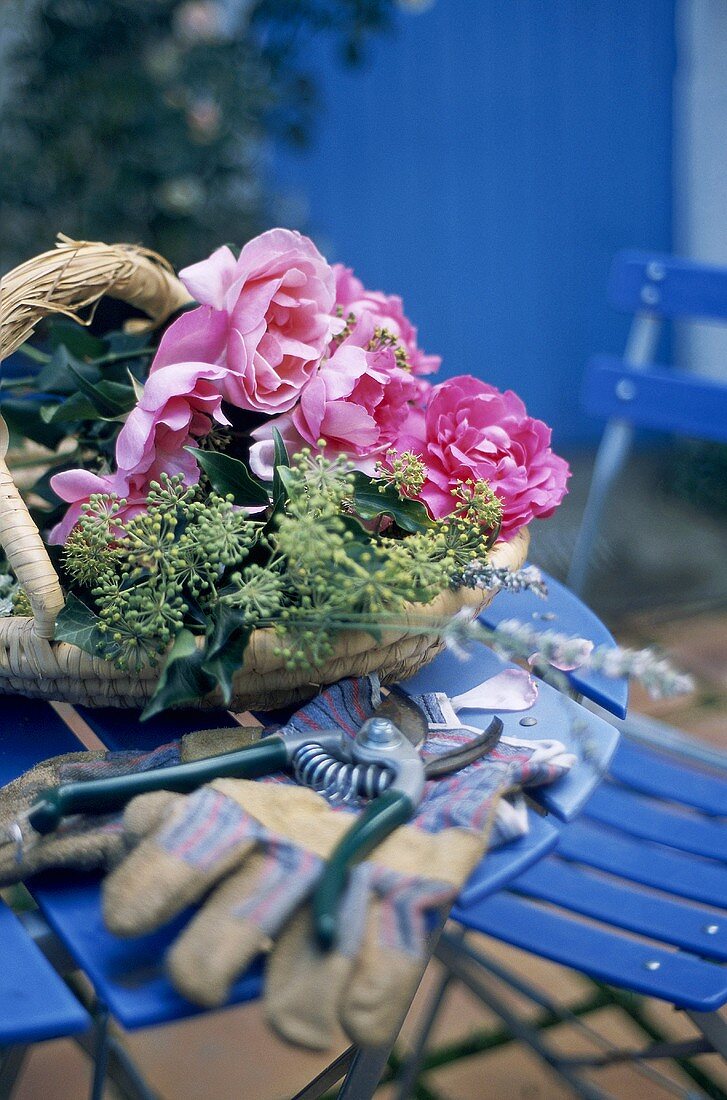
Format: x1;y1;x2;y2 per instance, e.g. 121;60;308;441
453;561;549;598
443;615;695;700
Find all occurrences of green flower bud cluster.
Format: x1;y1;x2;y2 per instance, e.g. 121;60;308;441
415;479;504;572
62;473;263;670
222;563;285;622
374;449;427;499
58;453;504;683
266;448;453;670
62;494;128;587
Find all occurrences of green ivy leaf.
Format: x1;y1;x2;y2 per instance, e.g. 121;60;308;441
187;448;270;507
48;321;107;361
0;398;67;449
40;392;98;425
201;607;252;706
37;345;101;395
65;361;137;419
272;427;290;510
53;593;106;656
105;330;155;356
351;472;434;534
142;629;215;720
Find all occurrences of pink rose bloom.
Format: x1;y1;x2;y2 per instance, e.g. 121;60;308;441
151;228;338;415
114;362;229;482
249;313;420;478
396;375;570;539
49;362;229;544
333;264;440;378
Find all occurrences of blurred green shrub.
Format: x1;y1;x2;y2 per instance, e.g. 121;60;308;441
0;0;394;269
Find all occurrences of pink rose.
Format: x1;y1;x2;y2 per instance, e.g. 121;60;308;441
397;375;570;538
249;313;420;478
49;362;229;544
151;228;338;415
333;264;440;377
114;361;229;482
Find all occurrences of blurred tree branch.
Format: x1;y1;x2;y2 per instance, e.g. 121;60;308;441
0;0;395;270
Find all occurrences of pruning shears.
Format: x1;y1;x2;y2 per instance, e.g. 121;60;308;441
8;687;502;949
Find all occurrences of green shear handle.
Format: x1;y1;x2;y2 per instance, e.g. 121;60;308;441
314;788;415;950
27;736;290;836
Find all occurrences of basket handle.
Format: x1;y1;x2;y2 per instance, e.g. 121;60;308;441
0;237;194;637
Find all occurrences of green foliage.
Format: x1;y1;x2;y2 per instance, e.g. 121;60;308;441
190;447;269;507
665;440;727;518
0;0;396;271
1;322;155;527
351;471;434;533
54;593;110;656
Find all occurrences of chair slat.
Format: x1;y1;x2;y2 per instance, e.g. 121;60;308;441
453;891;727;1012
0;899;89;1043
557;820;727;909
457;812;559;908
0;697;85;784
479;569;628;718
513;857;727;961
609;250;727;321
585;784;727;862
582;356;727;443
31;875;263;1031
610;740;727;817
78;705;240;752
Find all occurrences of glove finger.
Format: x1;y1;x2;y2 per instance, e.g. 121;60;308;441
340;869;455;1049
122;790;180;844
167;840;321;1008
265;865;370;1051
494;736;575;788
103;786;260;937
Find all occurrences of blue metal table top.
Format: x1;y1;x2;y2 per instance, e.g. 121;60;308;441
0;573;623;1034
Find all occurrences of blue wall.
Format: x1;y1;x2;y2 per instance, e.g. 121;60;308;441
274;0;675;446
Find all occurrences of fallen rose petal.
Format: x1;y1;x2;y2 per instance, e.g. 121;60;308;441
450;669;538;712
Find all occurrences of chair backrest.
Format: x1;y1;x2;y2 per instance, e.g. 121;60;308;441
608;250;727;322
581;250;727;441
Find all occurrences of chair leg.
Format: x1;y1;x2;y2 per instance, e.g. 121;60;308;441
684;1010;727;1062
566;419;635;597
89;1005;110;1100
435;934;614;1100
290;1046;357;1100
393;965;454;1100
0;1046;29;1100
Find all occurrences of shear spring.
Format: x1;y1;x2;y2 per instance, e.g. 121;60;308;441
291;743;393;806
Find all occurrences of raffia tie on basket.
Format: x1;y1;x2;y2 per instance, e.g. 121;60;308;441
0;238;529;711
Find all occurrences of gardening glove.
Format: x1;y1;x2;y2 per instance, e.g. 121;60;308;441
263;688;575;1049
0;724;262;886
103;677;574;1050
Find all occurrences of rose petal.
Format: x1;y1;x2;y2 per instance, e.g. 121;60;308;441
451;669;539;712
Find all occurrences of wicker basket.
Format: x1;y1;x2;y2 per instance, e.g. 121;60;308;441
0;237;529;711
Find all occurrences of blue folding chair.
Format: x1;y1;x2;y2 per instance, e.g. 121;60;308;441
567;250;727;600
395;671;727;1098
0;900;90;1096
392;255;727;1098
